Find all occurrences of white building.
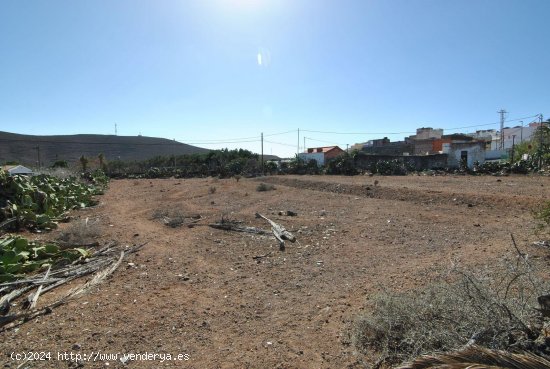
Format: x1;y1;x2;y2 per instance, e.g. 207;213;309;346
2;165;34;176
468;123;543;150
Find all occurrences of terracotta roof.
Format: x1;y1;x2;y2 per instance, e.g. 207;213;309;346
306;146;343;153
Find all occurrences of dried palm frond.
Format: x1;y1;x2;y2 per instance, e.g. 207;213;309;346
396;345;550;369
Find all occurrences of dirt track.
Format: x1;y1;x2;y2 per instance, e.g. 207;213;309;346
2;174;550;368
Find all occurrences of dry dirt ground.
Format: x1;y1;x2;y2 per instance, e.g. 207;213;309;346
2;174;550;368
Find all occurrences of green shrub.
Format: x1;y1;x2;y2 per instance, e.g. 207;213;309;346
0;170;103;231
0;236;90;282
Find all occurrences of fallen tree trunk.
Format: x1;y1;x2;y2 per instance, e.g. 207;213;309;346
255;213;296;250
208;222;270;235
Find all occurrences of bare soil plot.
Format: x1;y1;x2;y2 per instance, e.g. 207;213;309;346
1;174;549;368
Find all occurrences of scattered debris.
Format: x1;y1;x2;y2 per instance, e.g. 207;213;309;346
532;240;550;248
278;210;298;217
163;214;205;228
0;241;148;330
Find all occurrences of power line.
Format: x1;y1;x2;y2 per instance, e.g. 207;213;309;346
264;129;297;137
304;136;347;147
0;114;542;150
0;138;260;146
301;114;541;136
183;139;260;145
176;129;297;143
301;129;415;135
264;139;296;148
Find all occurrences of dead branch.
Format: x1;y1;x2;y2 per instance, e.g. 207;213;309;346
208;222;270;235
27;265;51;310
0;217;17;230
56;241;100;249
255;212;296;250
0;240;147;330
0;252;124;330
0;277;63;288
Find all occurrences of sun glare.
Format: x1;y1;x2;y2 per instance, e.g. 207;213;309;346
223;0;261;8
256;48;271;67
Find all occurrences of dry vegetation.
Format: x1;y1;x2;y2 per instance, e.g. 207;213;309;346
351;244;550;367
2;174;550;368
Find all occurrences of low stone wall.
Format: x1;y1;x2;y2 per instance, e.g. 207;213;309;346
355;153;448;171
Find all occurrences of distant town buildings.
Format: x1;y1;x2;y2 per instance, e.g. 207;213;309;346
466;123;541;150
347;121;548;170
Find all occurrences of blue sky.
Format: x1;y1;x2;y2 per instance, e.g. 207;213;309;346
0;0;548;157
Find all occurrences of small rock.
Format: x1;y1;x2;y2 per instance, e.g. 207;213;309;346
72;343;82;350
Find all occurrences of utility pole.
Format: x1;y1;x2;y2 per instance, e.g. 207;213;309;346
303;137;306;152
519;121;523;143
539;114;544;169
261;132;264;175
297;128;300;155
115;123;117;136
35;146;41;170
511;135;516;163
498;109;507;150
346;143;349;153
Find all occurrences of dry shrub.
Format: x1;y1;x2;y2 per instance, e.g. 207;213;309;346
209;186;217;194
256;183;275;192
534;200;550;234
151;209;169;219
352;253;550;367
57;218;101;245
152;208;201;228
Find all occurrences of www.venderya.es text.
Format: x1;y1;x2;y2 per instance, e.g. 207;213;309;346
11;351;190;363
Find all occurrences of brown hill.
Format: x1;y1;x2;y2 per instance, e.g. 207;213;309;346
0;131;210;167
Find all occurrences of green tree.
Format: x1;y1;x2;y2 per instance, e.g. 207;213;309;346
326;153;358;175
79;155;89;172
97;153;106;171
51;160;68;168
532;125;550;150
265;161;278;175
